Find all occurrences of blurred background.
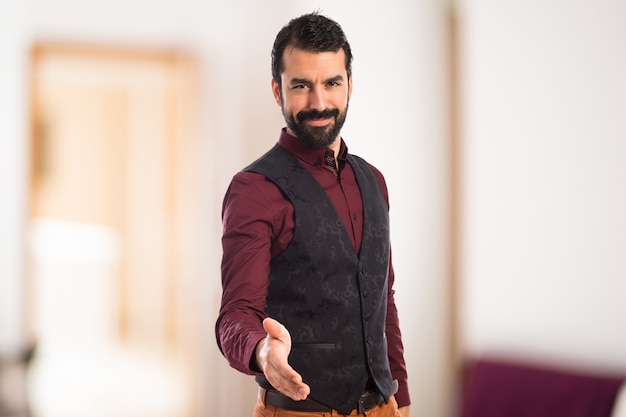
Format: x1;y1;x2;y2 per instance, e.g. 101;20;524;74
1;0;625;416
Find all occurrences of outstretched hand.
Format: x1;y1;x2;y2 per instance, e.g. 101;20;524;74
256;317;310;401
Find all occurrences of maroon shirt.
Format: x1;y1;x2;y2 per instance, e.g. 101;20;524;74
216;129;410;407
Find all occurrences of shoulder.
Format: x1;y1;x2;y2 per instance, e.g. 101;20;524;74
222;171;281;215
225;170;271;196
348;153;389;194
366;163;387;187
348;153;390;207
226;168;287;194
222;167;285;214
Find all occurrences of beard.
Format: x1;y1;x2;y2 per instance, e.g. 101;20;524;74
283;104;349;149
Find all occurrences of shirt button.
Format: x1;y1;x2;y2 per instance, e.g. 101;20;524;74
362;290;369;298
353;214;358;220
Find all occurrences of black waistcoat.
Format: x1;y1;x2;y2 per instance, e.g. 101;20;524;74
245;144;394;414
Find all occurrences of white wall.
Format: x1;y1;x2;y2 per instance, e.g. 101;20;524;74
0;1;453;416
0;0;30;356
457;0;626;372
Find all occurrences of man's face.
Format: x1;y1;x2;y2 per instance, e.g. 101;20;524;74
272;48;352;149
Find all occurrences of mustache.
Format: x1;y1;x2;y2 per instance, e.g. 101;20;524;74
296;108;340;123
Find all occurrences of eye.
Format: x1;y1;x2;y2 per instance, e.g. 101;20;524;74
291;83;308;90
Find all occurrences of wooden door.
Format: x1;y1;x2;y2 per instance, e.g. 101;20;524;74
28;43;200;417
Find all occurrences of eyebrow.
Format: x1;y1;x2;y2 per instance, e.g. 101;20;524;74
325;75;345;84
288;75;345;85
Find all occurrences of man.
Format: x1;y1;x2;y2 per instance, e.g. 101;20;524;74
216;12;411;417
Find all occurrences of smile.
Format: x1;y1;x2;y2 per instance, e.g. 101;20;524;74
305;118;332;127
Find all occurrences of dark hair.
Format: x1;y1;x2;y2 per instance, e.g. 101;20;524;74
271;12;353;86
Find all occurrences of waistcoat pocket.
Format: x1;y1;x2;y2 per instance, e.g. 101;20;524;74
291;343;336;351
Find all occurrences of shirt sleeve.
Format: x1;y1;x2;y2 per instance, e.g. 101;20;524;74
385;250;411;407
215;171;279;375
369;164;411;408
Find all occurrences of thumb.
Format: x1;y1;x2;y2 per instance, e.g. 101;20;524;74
262;317;289;341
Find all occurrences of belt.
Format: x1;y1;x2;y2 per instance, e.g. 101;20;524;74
262;388;384;414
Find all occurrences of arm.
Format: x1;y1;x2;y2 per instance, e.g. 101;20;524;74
215;172;310;401
385;250;411;408
370;165;411;409
215;172;274;374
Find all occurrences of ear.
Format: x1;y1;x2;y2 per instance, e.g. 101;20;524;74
271;79;282;106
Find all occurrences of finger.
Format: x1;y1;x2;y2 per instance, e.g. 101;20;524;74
276;378;310;401
267;356;300;384
283;369;310;399
262;317;287;339
295;382;311;400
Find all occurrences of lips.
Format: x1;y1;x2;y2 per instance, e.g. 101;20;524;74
305;118;332;127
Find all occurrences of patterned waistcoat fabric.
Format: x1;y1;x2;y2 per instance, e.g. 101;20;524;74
245;144;394;414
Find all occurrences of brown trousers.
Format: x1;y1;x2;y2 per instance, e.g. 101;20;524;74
254;391;402;417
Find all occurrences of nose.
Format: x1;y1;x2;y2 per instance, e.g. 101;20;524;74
307;85;325;111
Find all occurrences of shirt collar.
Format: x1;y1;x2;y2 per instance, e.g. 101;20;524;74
277;128;349;169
